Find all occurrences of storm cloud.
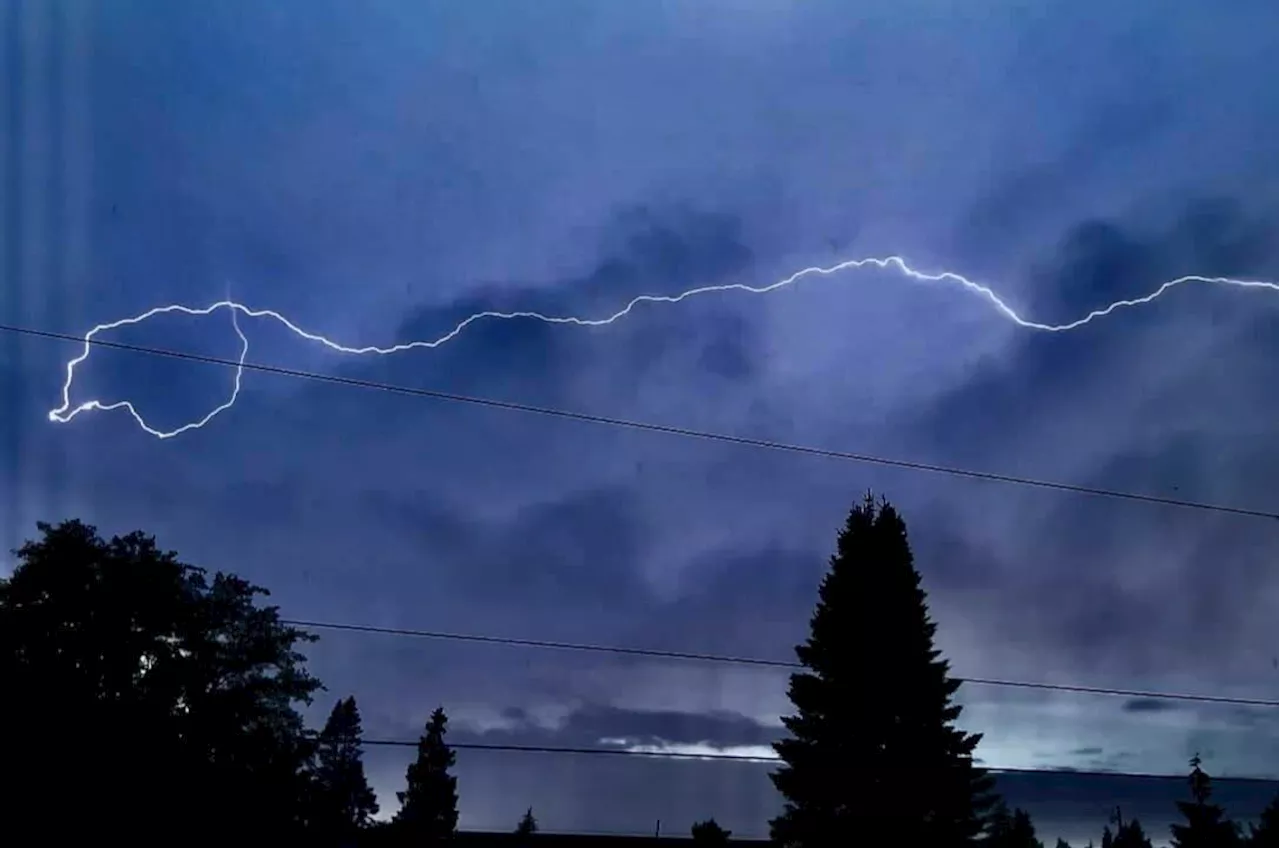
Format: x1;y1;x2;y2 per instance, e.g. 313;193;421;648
3;0;1276;842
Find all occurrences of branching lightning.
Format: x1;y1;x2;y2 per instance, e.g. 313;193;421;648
47;255;1279;440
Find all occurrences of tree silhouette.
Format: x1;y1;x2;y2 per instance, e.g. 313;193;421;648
987;803;1043;848
395;706;459;840
0;519;320;841
1113;820;1153;848
691;818;733;844
1244;797;1276;847
1170;754;1241;848
515;807;539;837
769;493;997;846
1055;840;1073;848
311;696;379;843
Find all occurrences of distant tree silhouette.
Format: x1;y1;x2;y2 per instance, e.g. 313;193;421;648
395;707;459;840
1055;839;1073;848
1113;820;1153;848
311;696;379;843
987;803;1043;847
515;807;539;837
1244;797;1276;847
691;818;732;844
1170;754;1241;848
768;493;997;846
0;519;320;840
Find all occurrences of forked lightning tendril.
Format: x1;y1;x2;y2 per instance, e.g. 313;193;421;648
47;255;1279;440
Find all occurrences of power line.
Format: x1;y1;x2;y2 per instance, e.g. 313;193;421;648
283;618;1280;708
360;737;1279;785
7;322;1277;519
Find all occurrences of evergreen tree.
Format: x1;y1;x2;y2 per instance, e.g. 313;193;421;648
1170;754;1241;848
769;494;997;847
691;818;732;844
395;707;459;841
1244;797;1276;848
1101;826;1114;848
987;803;1043;848
311;696;379;843
1113;820;1153;848
515;807;538;836
1055;840;1073;848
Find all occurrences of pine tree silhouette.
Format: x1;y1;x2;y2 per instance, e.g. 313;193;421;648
515;807;538;837
395;707;459;841
1113;820;1153;848
1244;797;1276;847
769;493;997;846
1170;754;1241;848
987;803;1043;848
311;696;379;844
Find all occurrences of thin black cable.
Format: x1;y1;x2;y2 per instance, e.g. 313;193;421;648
283;618;1280;708
8;321;1276;520
360;738;1278;784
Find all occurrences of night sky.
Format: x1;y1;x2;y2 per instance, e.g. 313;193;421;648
3;1;1277;844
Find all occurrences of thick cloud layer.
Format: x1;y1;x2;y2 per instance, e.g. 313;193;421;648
3;0;1276;841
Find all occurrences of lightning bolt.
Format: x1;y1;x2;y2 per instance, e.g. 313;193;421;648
46;255;1279;440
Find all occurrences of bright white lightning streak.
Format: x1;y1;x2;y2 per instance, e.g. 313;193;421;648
47;255;1279;440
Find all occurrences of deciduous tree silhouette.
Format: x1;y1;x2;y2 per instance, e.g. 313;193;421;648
768;493;997;847
312;696;379;843
691;818;732;844
1243;797;1276;848
395;706;459;841
1170;754;1241;848
0;519;320;840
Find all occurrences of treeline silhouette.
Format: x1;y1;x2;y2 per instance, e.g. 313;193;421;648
1;495;1274;846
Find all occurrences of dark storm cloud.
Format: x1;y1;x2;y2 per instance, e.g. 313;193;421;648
7;0;1276;838
320;204;761;411
956;98;1173;257
888;197;1278;700
455;704;779;751
918;198;1278;467
628;545;826;662
1123;698;1183;714
367;485;653;610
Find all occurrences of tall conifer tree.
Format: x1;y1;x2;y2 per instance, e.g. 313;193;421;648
769;494;996;846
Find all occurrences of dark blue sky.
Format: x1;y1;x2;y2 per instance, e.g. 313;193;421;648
3;0;1277;843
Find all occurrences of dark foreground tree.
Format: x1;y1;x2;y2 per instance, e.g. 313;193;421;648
0;520;321;840
987;803;1043;848
311;696;379;843
769;494;996;846
395;707;459;840
515;807;539;837
691;818;732;844
1244;797;1276;848
1112;818;1153;848
1170;755;1241;848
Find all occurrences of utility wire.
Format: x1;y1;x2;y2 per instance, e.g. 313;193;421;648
359;738;1279;784
282;618;1279;708
7;322;1277;519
